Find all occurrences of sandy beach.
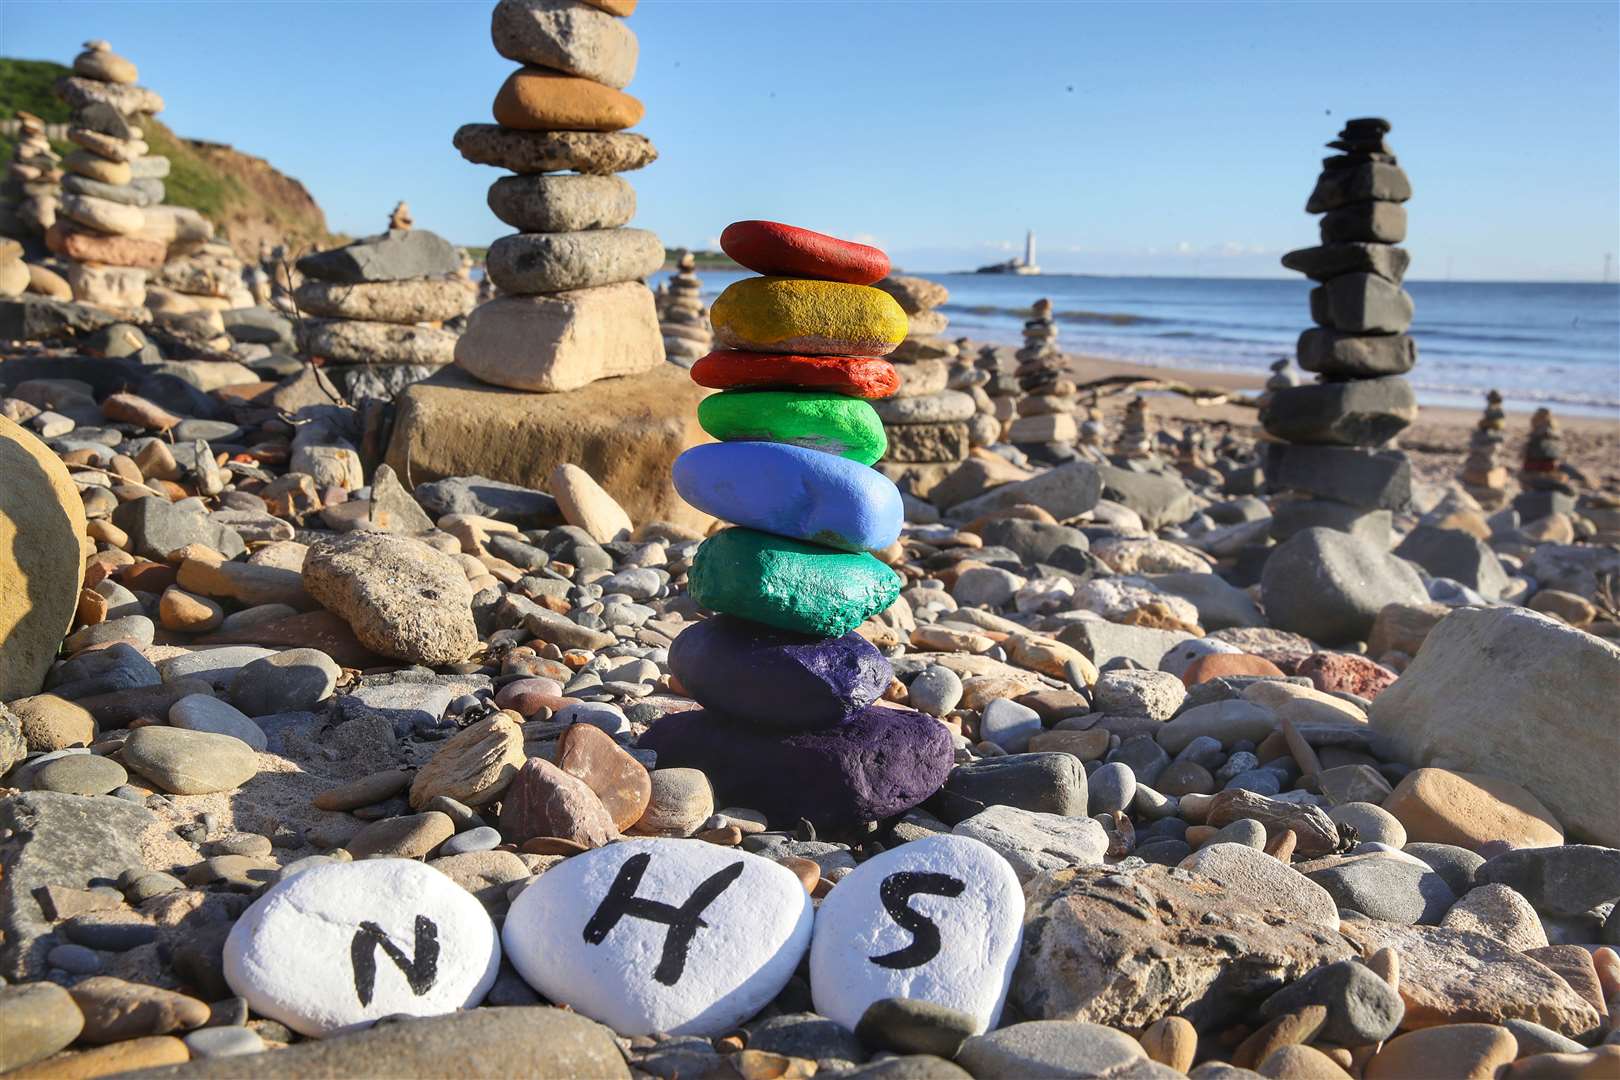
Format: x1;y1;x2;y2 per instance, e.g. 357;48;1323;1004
1050;350;1620;497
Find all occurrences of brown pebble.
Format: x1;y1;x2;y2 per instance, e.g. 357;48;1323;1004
67;976;209;1044
696;825;743;846
1504;1045;1620;1079
85;519;128;549
1366;1023;1516;1080
1138;1016;1197;1073
158;587;223;633
715;1035;745;1054
1235;1006;1328;1069
731;1049;816;1080
519;836;589;856
1365;946;1400;990
1264;828;1299;863
780;856;820;894
76;588;109;627
1184;824;1217;850
312;768;413;811
1260;1043;1353;1079
120;561;176;593
5;1036;190;1079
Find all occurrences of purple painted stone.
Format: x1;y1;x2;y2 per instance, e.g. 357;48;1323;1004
637;705;954;830
668;614;892;732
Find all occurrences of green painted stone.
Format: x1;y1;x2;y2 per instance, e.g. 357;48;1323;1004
688;527;903;638
697;390;887;466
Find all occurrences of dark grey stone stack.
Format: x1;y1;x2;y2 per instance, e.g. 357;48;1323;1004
1266;118;1417;545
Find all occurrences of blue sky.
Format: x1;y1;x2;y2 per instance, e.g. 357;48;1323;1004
4;1;1616;280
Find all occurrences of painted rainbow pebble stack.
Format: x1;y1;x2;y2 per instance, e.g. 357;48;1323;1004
640;221;954;830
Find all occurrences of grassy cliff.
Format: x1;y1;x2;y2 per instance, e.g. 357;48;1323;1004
1;57;330;255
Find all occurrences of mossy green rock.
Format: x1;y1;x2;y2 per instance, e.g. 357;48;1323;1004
697;390;887;465
689;527;902;637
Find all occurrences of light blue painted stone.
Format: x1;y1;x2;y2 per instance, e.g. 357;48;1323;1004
673;441;902;553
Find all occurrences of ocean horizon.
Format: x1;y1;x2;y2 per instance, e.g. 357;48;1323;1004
651;269;1620;419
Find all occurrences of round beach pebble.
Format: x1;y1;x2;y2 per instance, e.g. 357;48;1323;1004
688;527;903;637
810;834;1023;1036
720;220;889;285
697;390;887;465
223;859;501;1038
710;278;907;357
673;442;902;553
668;614;892;732
636;704;954;829
502;838;812;1036
492;67;644;132
690;351;900;399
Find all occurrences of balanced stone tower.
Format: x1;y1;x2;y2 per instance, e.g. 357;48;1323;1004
1459;389;1509;509
658;249;711;367
51;41;169;313
452;0;664;392
1266;116;1417;545
1010;297;1080;454
1516;406;1575;520
1113;395;1152;459
646;220;953;828
871;275;971;498
2;111;62;244
293;211;473;401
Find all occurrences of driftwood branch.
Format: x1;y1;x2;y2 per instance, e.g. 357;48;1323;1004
1072;373;1261;409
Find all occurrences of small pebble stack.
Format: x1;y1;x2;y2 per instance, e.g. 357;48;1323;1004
871;275;976;499
1266;117;1417;546
1459;389;1509;509
656;249;711;367
1517;406;1574;521
1113;395;1152;459
451;0;666;393
650;220;954;828
3;110;62;244
291;210;472;402
1009;297;1081;454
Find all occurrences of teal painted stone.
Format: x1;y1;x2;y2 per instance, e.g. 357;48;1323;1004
697;390;887;465
689;527;902;638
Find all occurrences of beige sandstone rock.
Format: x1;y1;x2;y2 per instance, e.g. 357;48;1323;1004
409;713;526;809
551;462;632;543
453;281;663;393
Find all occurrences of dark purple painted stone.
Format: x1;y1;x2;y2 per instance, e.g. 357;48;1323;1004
668;614;892;731
637;705;954;829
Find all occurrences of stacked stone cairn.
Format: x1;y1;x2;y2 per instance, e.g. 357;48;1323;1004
1077;391;1105;453
293;215;473;402
49;41;178;314
650;220;953;827
871;274;975;498
1459;389;1509;509
147;240;255;347
2;111;62;245
1113;395;1153;460
1010;297;1081;457
1266;117;1418;546
657;249;711;367
1516;406;1575;521
451;0;665;393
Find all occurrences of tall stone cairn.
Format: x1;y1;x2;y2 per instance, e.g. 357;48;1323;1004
1459;389;1509;509
2;111;62;244
1265;116;1417;546
872;275;973;499
1113;395;1152;459
451;0;664;394
1009;297;1080;454
658;250;711;368
50;41;173;313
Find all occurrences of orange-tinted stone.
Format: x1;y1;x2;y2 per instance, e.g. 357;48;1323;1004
720;220;891;285
690;350;900;399
554;721;652;830
1181;652;1286;687
492;67;644;132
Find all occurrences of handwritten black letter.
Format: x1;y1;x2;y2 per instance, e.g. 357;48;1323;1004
351;916;440;1006
582;852;744;986
870;871;965;970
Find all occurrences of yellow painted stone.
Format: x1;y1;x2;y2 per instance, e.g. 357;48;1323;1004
711;277;907;357
1;416;90;700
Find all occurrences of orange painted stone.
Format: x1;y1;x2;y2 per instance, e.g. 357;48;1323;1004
721;220;890;285
493;67;644;132
1180;652;1286;687
690;350;900;399
579;0;636;13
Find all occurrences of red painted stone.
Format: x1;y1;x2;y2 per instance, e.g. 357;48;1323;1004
720;220;891;285
690;350;900;399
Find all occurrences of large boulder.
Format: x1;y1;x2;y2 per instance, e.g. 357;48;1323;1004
1;416;88;700
1369;607;1620;846
303;533;479;666
386;365;713;534
1261;527;1428;644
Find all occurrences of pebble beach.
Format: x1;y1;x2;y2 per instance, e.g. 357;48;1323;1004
2;7;1620;1080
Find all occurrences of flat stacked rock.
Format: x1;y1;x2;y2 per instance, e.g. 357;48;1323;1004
1267;117;1417;544
872;276;973;498
148;240;255;348
1010;298;1081;458
48;41;169;314
1459;389;1509;510
453;0;663;393
2;111;62;244
649;220;953;828
657;249;711;368
293;213;473;401
1516;406;1576;521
